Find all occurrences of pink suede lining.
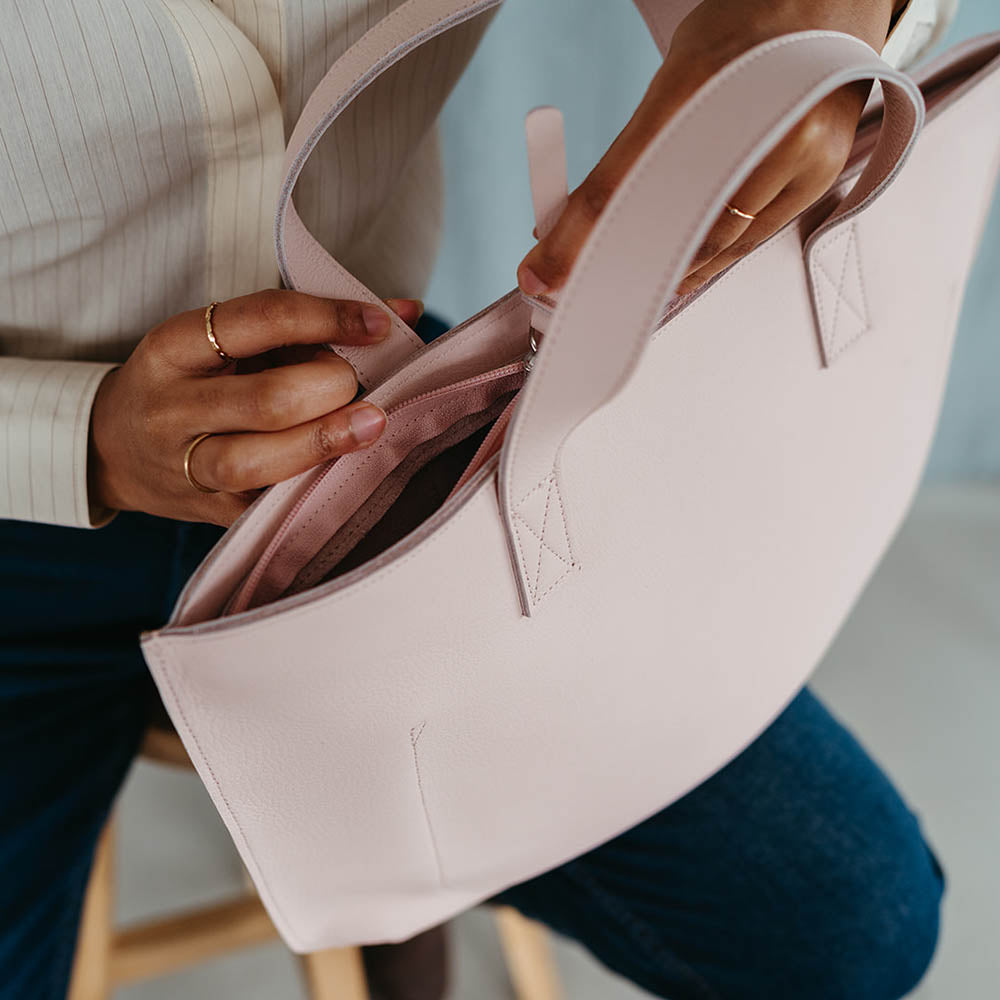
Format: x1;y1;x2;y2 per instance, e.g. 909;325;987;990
229;362;527;613
445;392;520;502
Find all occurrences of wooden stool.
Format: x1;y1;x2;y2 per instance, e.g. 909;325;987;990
68;726;563;1000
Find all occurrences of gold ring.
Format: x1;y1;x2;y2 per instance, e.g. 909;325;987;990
205;301;236;365
184;432;219;494
725;202;756;222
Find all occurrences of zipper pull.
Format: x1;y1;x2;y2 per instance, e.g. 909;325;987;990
522;326;541;372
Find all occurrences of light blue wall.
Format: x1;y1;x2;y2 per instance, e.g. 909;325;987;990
426;0;1000;482
924;3;1000;481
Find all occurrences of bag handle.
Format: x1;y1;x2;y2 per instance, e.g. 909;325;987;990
276;0;506;389
276;0;697;389
497;31;925;616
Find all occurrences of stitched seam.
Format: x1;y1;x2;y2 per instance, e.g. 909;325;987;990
410;722;447;886
512;509;570;567
817;224;871;361
512;472;578;606
826;227;850;354
550;471;578;569
814;255;868;330
852;220;872;334
534;564;573;601
511;475;553;603
511;507;536;603
533;477;553;595
533;474;577;602
817;224;868;325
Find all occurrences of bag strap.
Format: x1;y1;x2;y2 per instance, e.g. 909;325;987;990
276;0;504;389
496;31;925;616
276;0;697;390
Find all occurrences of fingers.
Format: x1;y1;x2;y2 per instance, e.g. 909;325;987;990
185;401;388;494
515;60;865;304
679;143;797;291
158;291;422;373
184;351;359;433
516;59;702;297
677;183;803;295
384;297;425;328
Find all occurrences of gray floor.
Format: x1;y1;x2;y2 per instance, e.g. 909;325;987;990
114;483;1000;999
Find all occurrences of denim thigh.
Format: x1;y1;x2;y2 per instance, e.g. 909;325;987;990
0;512;224;1000
491;688;946;1000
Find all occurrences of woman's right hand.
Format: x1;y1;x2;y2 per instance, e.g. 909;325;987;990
88;289;423;526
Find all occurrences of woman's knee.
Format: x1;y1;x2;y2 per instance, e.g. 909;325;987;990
783;824;945;1000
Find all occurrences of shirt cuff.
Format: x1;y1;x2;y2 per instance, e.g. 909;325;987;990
883;0;959;70
0;357;119;528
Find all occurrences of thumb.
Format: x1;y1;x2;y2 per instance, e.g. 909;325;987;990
516;59;697;298
516;170;623;298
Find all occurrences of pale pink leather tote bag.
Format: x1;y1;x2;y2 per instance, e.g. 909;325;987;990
140;0;1000;952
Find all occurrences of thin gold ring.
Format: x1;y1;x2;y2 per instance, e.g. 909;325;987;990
184;432;219;494
725;202;757;222
205;301;236;365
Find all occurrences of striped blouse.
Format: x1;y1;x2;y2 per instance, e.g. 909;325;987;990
0;0;955;528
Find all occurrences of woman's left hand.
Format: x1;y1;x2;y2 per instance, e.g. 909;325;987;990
517;0;904;300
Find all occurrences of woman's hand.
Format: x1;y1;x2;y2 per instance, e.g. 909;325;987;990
88;290;423;526
517;0;904;299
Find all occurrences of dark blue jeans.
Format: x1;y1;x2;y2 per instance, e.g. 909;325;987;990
0;313;944;999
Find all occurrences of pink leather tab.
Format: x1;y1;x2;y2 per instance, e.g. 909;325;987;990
523;106;569;338
525;106;568;240
805;77;924;364
524;105;569;333
498;32;924;616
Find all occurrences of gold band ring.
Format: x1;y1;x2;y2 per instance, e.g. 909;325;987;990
205;301;236;365
725;202;757;222
183;432;219;494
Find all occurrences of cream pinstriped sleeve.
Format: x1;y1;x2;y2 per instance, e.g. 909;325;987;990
0;359;118;527
0;0;284;530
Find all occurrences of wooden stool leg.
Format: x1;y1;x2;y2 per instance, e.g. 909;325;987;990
300;946;370;1000
68;820;116;1000
495;906;564;1000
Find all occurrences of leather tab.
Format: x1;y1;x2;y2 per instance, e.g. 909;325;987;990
523;106;568;337
809;222;871;365
275;0;504;389
525;106;568;240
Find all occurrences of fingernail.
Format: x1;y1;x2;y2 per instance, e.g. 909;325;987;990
518;265;549;297
386;298;424;322
349;403;386;444
362;304;391;339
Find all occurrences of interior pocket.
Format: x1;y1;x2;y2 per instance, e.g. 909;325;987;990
227;361;528;614
285;388;517;595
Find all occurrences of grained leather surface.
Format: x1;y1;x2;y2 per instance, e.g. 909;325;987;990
141;0;1000;954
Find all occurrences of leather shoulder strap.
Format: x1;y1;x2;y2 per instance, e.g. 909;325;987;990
276;0;504;389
